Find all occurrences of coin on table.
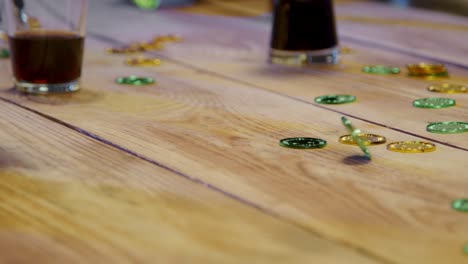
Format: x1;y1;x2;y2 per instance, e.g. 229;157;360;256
0;48;9;59
279;137;327;149
116;76;155;86
362;65;400;75
126;57;162;67
153;34;183;43
413;98;456;109
427;83;468;94
452;199;468;212
315;94;356;105
340;46;354;54
133;0;161;9
0;31;6;41
107;47;142;54
407;63;448;76
131;42;164;51
386;141;436;153
339;134;386;146
341;117;371;159
426;122;468;134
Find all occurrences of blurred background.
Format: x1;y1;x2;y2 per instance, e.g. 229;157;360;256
132;0;468;17
376;0;468;17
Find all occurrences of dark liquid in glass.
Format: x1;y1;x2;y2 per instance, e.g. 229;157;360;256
9;30;84;84
271;0;338;51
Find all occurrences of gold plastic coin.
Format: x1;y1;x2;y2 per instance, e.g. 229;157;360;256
153;34;183;43
131;42;164;51
28;17;42;29
340;46;354;54
406;63;448;77
106;46;143;54
339;134;387;146
341;117;371;159
126;57;162;66
0;31;6;41
108;35;182;55
387;141;436;153
427;83;467;94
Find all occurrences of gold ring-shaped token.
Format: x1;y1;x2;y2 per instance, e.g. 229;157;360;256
406;63;448;76
427;83;467;94
339;134;386;146
126;57;162;66
387;141;436;153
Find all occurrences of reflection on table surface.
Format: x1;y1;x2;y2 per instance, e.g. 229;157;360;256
376;0;468;17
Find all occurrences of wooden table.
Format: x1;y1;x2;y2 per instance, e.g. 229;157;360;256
1;1;467;263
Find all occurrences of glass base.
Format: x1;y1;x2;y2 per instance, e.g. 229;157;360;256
15;79;80;94
269;46;340;66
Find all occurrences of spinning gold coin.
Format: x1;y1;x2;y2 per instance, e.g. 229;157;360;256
339;134;386;146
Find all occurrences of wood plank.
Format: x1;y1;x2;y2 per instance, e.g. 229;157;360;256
77;6;468;149
179;0;468;67
178;0;366;17
336;2;468;68
0;101;377;263
178;0;272;17
1;46;467;263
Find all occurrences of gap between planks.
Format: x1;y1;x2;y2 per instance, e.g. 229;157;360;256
0;95;395;264
3;2;462;263
85;31;468;153
36;0;468;148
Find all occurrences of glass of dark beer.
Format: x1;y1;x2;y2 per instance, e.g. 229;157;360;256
270;0;339;66
4;0;87;93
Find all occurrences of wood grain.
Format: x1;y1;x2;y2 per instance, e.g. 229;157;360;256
1;46;467;263
1;1;468;263
76;5;468;149
179;0;468;67
0;100;382;263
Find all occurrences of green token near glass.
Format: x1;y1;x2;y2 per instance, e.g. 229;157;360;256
0;48;9;59
427;122;468;134
133;0;161;9
314;94;356;105
116;76;155;86
452;199;468;212
362;65;400;75
341;117;371;159
279;137;327;149
413;98;456;109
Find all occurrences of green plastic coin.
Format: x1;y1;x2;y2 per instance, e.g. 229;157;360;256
133;0;161;9
413;98;456;109
116;76;155;86
427;122;468;134
0;48;9;59
341;117;371;159
464;243;468;255
452;199;468;212
279;138;327;149
314;94;356;105
362;65;400;75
